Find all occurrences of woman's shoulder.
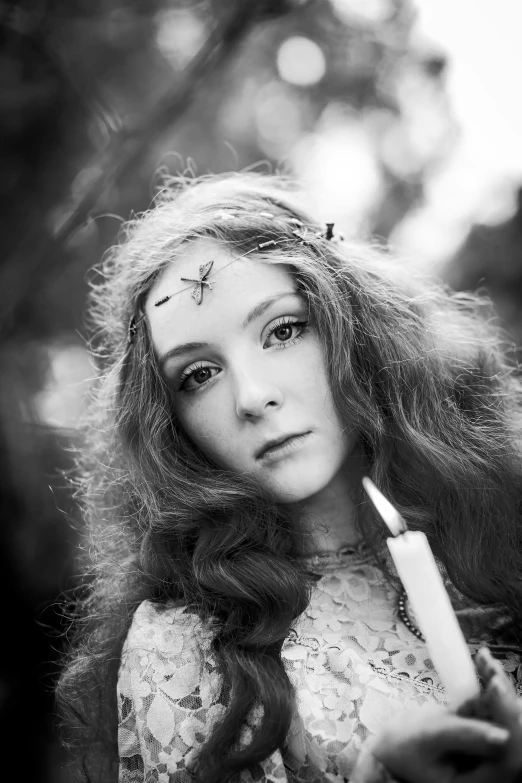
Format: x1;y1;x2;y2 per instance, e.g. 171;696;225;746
118;601;226;779
118;599;221;719
122;599;214;659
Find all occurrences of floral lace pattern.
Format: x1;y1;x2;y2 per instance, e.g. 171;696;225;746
118;545;520;782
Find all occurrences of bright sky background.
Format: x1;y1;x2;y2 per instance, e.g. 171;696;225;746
414;0;522;185
293;0;522;271
393;0;522;267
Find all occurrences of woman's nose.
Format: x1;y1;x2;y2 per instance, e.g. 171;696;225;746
233;367;284;420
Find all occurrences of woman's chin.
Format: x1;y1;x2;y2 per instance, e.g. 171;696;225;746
259;468;334;505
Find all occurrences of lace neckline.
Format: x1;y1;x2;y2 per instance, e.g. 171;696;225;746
298;541;373;573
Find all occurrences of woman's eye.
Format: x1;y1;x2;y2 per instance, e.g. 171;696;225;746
265;319;308;347
191;367;212;385
273;325;293;341
178;365;219;392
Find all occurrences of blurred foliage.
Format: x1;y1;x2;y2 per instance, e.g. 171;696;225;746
0;0;454;339
1;0;521;779
444;189;522;351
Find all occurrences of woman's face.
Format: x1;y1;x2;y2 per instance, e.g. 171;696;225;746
146;238;358;503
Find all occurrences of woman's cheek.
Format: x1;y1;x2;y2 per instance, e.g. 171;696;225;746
178;401;233;464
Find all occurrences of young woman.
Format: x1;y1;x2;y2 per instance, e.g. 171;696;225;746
57;172;522;783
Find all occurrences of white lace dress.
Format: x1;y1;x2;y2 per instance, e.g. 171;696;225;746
117;545;521;782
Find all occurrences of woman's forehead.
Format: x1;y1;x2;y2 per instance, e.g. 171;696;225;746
145;238;298;354
147;237;294;304
147;238;237;304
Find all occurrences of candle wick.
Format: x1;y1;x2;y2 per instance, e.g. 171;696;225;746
392;516;409;536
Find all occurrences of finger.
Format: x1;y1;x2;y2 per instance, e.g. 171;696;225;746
457;693;492;722
475;647;504;685
486;673;521;731
428;715;509;757
457;696;480;718
485;674;522;774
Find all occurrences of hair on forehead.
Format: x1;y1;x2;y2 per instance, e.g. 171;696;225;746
119;172;315;258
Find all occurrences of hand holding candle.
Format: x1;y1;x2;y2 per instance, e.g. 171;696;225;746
362;477;480;709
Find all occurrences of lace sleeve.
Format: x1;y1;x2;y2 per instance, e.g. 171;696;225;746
117;601;289;782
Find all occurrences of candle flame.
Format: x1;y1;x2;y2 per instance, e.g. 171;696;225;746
362;477;407;536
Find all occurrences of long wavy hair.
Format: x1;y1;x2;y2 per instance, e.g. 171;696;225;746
56;171;522;783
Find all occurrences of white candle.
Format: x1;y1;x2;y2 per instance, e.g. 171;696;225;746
362;477;480;708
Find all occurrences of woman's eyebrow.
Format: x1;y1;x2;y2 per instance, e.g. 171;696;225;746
159;290;301;369
160;341;210;369
241;290;300;329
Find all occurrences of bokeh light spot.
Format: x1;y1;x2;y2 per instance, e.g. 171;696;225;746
291;107;383;236
330;0;393;26
155;9;205;67
255;82;302;156
277;37;326;87
35;344;93;429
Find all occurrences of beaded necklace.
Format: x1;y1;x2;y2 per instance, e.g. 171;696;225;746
398;587;425;641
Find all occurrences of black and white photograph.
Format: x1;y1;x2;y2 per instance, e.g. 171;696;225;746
3;1;522;781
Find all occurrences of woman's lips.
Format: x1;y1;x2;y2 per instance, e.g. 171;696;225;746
258;432;310;461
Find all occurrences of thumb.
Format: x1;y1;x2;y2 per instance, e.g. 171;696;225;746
427;715;509;757
486;673;521;730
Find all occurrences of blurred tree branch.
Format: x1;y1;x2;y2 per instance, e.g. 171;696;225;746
54;0;297;244
0;0;299;334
